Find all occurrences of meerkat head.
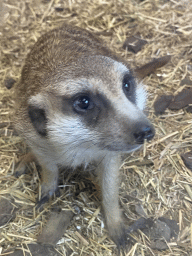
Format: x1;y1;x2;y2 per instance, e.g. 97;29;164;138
27;55;155;166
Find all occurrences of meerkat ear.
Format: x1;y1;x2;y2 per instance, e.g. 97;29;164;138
28;95;47;137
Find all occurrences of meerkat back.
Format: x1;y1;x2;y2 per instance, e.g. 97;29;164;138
14;23;155;249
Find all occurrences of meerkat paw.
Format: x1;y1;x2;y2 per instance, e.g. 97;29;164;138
37;182;60;209
107;221;135;253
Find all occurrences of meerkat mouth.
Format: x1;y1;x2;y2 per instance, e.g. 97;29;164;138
103;143;142;153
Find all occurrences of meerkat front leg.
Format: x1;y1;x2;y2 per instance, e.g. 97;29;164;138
37;161;59;206
97;153;127;247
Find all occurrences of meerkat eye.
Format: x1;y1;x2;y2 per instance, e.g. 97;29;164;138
122;74;136;101
73;95;94;113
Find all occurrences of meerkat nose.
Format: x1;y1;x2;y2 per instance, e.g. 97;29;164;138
133;125;155;144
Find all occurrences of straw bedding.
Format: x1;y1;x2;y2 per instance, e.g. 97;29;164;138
0;0;192;255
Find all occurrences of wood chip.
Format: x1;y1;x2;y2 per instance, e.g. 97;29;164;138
123;36;147;53
135;55;171;79
153;94;173;114
168;88;192;110
181;151;192;171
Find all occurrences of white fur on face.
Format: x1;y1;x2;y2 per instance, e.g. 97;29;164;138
135;83;147;111
112;94;144;122
113;60;129;74
47;114;106;167
113;59;147;112
28;93;45;108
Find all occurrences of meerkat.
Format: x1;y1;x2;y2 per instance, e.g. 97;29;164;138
14;23;155;248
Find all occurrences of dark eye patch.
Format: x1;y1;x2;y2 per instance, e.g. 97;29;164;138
122;74;136;104
28;105;47;136
60;91;110;128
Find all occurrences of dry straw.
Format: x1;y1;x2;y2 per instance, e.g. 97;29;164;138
0;0;192;255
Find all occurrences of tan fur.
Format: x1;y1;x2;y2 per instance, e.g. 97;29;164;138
14;23;154;248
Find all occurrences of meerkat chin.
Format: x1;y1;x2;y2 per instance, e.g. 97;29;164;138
14;23;155;249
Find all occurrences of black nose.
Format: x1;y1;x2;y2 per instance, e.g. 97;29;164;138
134;125;155;144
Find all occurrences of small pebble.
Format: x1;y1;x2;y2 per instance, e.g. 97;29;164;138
181;151;192;171
4;77;16;89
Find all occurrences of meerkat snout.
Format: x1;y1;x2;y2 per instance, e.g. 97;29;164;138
133;123;154;144
14;23;155;250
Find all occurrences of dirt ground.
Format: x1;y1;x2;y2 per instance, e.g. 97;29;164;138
0;0;192;255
